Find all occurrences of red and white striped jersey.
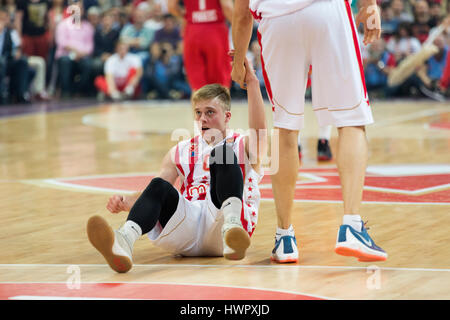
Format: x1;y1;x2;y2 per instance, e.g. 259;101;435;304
249;0;317;20
174;132;263;236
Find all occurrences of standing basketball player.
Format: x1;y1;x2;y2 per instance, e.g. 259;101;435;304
167;0;233;91
231;0;388;263
87;57;267;273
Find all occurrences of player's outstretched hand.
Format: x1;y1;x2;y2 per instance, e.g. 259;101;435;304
243;56;258;85
230;50;247;90
356;1;381;46
106;195;130;214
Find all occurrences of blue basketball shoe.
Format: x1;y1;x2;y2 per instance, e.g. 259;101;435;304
335;222;387;262
271;235;299;263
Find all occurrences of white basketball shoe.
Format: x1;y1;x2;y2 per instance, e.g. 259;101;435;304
221;197;251;260
87;215;134;273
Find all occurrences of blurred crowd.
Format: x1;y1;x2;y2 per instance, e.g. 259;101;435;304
361;0;450;101
0;0;450;105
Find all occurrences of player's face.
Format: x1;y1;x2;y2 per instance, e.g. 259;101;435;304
193;98;231;144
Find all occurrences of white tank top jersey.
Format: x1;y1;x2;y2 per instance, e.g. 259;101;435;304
250;0;321;20
174;132;263;236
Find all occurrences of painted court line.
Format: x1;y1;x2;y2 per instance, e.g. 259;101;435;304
1;264;449;273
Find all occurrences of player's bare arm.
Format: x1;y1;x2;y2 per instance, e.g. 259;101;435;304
231;0;253;89
243;57;267;172
356;0;381;45
167;0;185;18
219;0;234;24
106;146;179;214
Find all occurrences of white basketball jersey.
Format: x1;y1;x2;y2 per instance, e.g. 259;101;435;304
249;0;318;20
174;132;263;236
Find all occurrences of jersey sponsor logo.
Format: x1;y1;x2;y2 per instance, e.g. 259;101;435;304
187;183;208;197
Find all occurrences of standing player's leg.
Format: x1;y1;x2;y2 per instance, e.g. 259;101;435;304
209;143;250;260
336;126;367;217
310;0;386;261
257;11;312;263
87;178;179;273
270;128;299;263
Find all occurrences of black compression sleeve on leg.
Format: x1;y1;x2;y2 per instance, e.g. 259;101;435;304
126;177;179;234
209;143;244;209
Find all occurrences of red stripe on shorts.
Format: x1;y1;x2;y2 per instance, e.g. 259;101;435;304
257;31;275;112
344;0;369;104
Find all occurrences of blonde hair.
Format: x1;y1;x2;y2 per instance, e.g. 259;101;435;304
191;84;231;111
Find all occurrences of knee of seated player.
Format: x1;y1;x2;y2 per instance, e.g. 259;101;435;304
209;144;238;166
142;177;172;198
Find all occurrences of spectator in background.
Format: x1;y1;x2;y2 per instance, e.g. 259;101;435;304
387;22;422;62
411;0;432;42
381;2;399;39
15;0;51;61
8;12;49;102
47;0;68;96
143;41;190;99
96;0;122;13
426;34;448;83
364;39;397;93
143;0;164;33
429;0;444;27
55;0;95;98
0;8;30;104
119;6;154;63
91;10;120;79
153;14;180;50
2;0;18;23
83;0;99;11
391;0;414;23
94;41;143;101
87;5;101;29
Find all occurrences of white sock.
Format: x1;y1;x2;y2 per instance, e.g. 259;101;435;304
343;214;362;232
318;125;332;141
221;197;243;220
275;225;295;241
119;220;142;247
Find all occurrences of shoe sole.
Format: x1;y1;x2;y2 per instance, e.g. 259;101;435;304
223;227;251;260
335;246;387;262
317;155;332;161
87;215;132;273
270;256;298;263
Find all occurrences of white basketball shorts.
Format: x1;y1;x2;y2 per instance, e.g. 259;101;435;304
257;0;373;130
147;191;224;256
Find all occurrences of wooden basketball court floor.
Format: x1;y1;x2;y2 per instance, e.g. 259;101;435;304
0;98;449;300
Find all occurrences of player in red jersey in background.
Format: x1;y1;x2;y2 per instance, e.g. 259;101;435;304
168;0;233;91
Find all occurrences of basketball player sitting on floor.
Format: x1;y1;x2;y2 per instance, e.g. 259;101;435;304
87;57;267;273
